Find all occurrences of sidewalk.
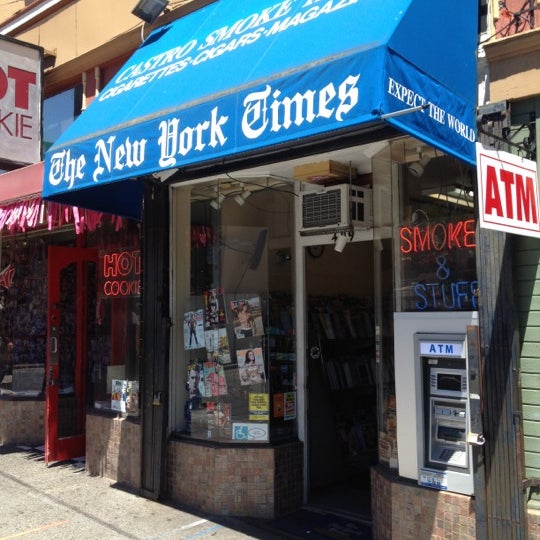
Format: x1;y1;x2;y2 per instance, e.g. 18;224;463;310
0;445;277;540
0;445;372;539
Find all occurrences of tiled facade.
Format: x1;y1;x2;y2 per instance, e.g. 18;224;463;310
0;398;44;446
528;511;540;540
167;439;303;519
371;466;476;539
85;413;142;489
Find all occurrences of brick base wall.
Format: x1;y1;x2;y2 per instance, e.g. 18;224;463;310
371;466;476;539
167;439;303;519
86;413;142;489
529;510;540;539
0;398;44;446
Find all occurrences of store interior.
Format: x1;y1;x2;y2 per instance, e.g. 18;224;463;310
304;240;378;522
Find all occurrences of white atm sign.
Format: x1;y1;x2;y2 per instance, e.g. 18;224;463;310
476;143;539;238
420;341;463;357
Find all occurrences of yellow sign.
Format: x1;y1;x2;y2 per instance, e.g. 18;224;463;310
249;393;269;421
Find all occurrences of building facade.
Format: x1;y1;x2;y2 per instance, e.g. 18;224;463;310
4;1;538;538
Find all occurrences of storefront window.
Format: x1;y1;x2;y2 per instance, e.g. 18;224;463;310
173;179;296;443
0;237;49;396
43;86;82;152
0;219;141;413
393;139;477;312
87;221;141;415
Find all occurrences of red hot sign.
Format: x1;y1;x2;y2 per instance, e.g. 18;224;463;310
0;37;42;165
99;249;141;298
476;143;539;238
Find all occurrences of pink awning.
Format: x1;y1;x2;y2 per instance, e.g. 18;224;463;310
0;162;43;200
0;163;124;235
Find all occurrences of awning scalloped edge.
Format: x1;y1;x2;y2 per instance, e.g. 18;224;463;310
0;196;123;235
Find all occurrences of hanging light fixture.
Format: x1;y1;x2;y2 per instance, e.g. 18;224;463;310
408;147;432;178
408;156;431;177
210;193;225;210
233;190;252;206
334;234;349;253
132;0;169;24
332;227;354;253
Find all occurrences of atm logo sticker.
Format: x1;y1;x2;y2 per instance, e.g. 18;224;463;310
420;342;463;357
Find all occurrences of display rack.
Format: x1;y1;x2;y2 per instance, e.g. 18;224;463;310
308;296;377;472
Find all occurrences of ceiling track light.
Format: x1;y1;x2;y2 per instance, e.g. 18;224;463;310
332;227;354;253
234;190;252;206
408;155;431;178
209;193;225;210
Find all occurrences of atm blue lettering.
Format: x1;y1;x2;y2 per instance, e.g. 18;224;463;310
428;344;454;354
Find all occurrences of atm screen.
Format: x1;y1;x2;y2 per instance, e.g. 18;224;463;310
437;373;462;392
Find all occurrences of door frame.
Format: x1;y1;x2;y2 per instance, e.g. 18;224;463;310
295;228;374;502
45;245;98;464
140;181;170;499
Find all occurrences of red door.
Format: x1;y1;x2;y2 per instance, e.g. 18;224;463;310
45;246;98;464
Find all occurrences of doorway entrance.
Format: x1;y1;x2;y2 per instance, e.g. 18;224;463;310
45;246;98;464
305;240;377;520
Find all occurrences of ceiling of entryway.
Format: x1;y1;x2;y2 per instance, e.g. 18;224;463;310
187;136;437;185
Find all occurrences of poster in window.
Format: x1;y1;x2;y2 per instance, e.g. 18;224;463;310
203;288;226;329
204;327;231;364
230;296;264;339
111;379;127;412
237;347;265;385
207;401;231;429
125;380;140;415
203;360;228;396
184;309;205;350
273;392;284;418
110;379;139;414
284;391;297;420
249;393;270;421
186;361;204;399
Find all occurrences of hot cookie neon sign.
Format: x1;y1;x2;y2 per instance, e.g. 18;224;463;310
99;249;140;298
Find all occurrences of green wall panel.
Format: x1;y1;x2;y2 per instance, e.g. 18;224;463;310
523;404;540;422
521;357;540;373
522;389;540;404
522;373;540;389
523;420;540;437
516;225;540;482
521;342;540;358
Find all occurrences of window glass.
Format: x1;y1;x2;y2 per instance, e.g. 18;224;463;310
175;179;296;443
87;220;141;415
43;86;82;152
0;236;51;396
394;139;477;312
0;220;140;414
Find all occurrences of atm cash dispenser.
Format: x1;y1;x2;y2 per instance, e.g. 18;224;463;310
415;333;474;495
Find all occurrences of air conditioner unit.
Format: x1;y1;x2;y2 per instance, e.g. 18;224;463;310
297;184;372;234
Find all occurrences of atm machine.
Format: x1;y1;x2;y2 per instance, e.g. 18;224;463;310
415;333;474;495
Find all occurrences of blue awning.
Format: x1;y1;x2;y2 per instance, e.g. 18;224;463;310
43;0;478;219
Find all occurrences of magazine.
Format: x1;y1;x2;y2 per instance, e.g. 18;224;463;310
203;360;228;396
230;296;264;339
183;309;205;350
203;288;226;329
207;402;231;429
185;360;205;399
237;346;266;386
111;379;139;414
204;327;231;364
